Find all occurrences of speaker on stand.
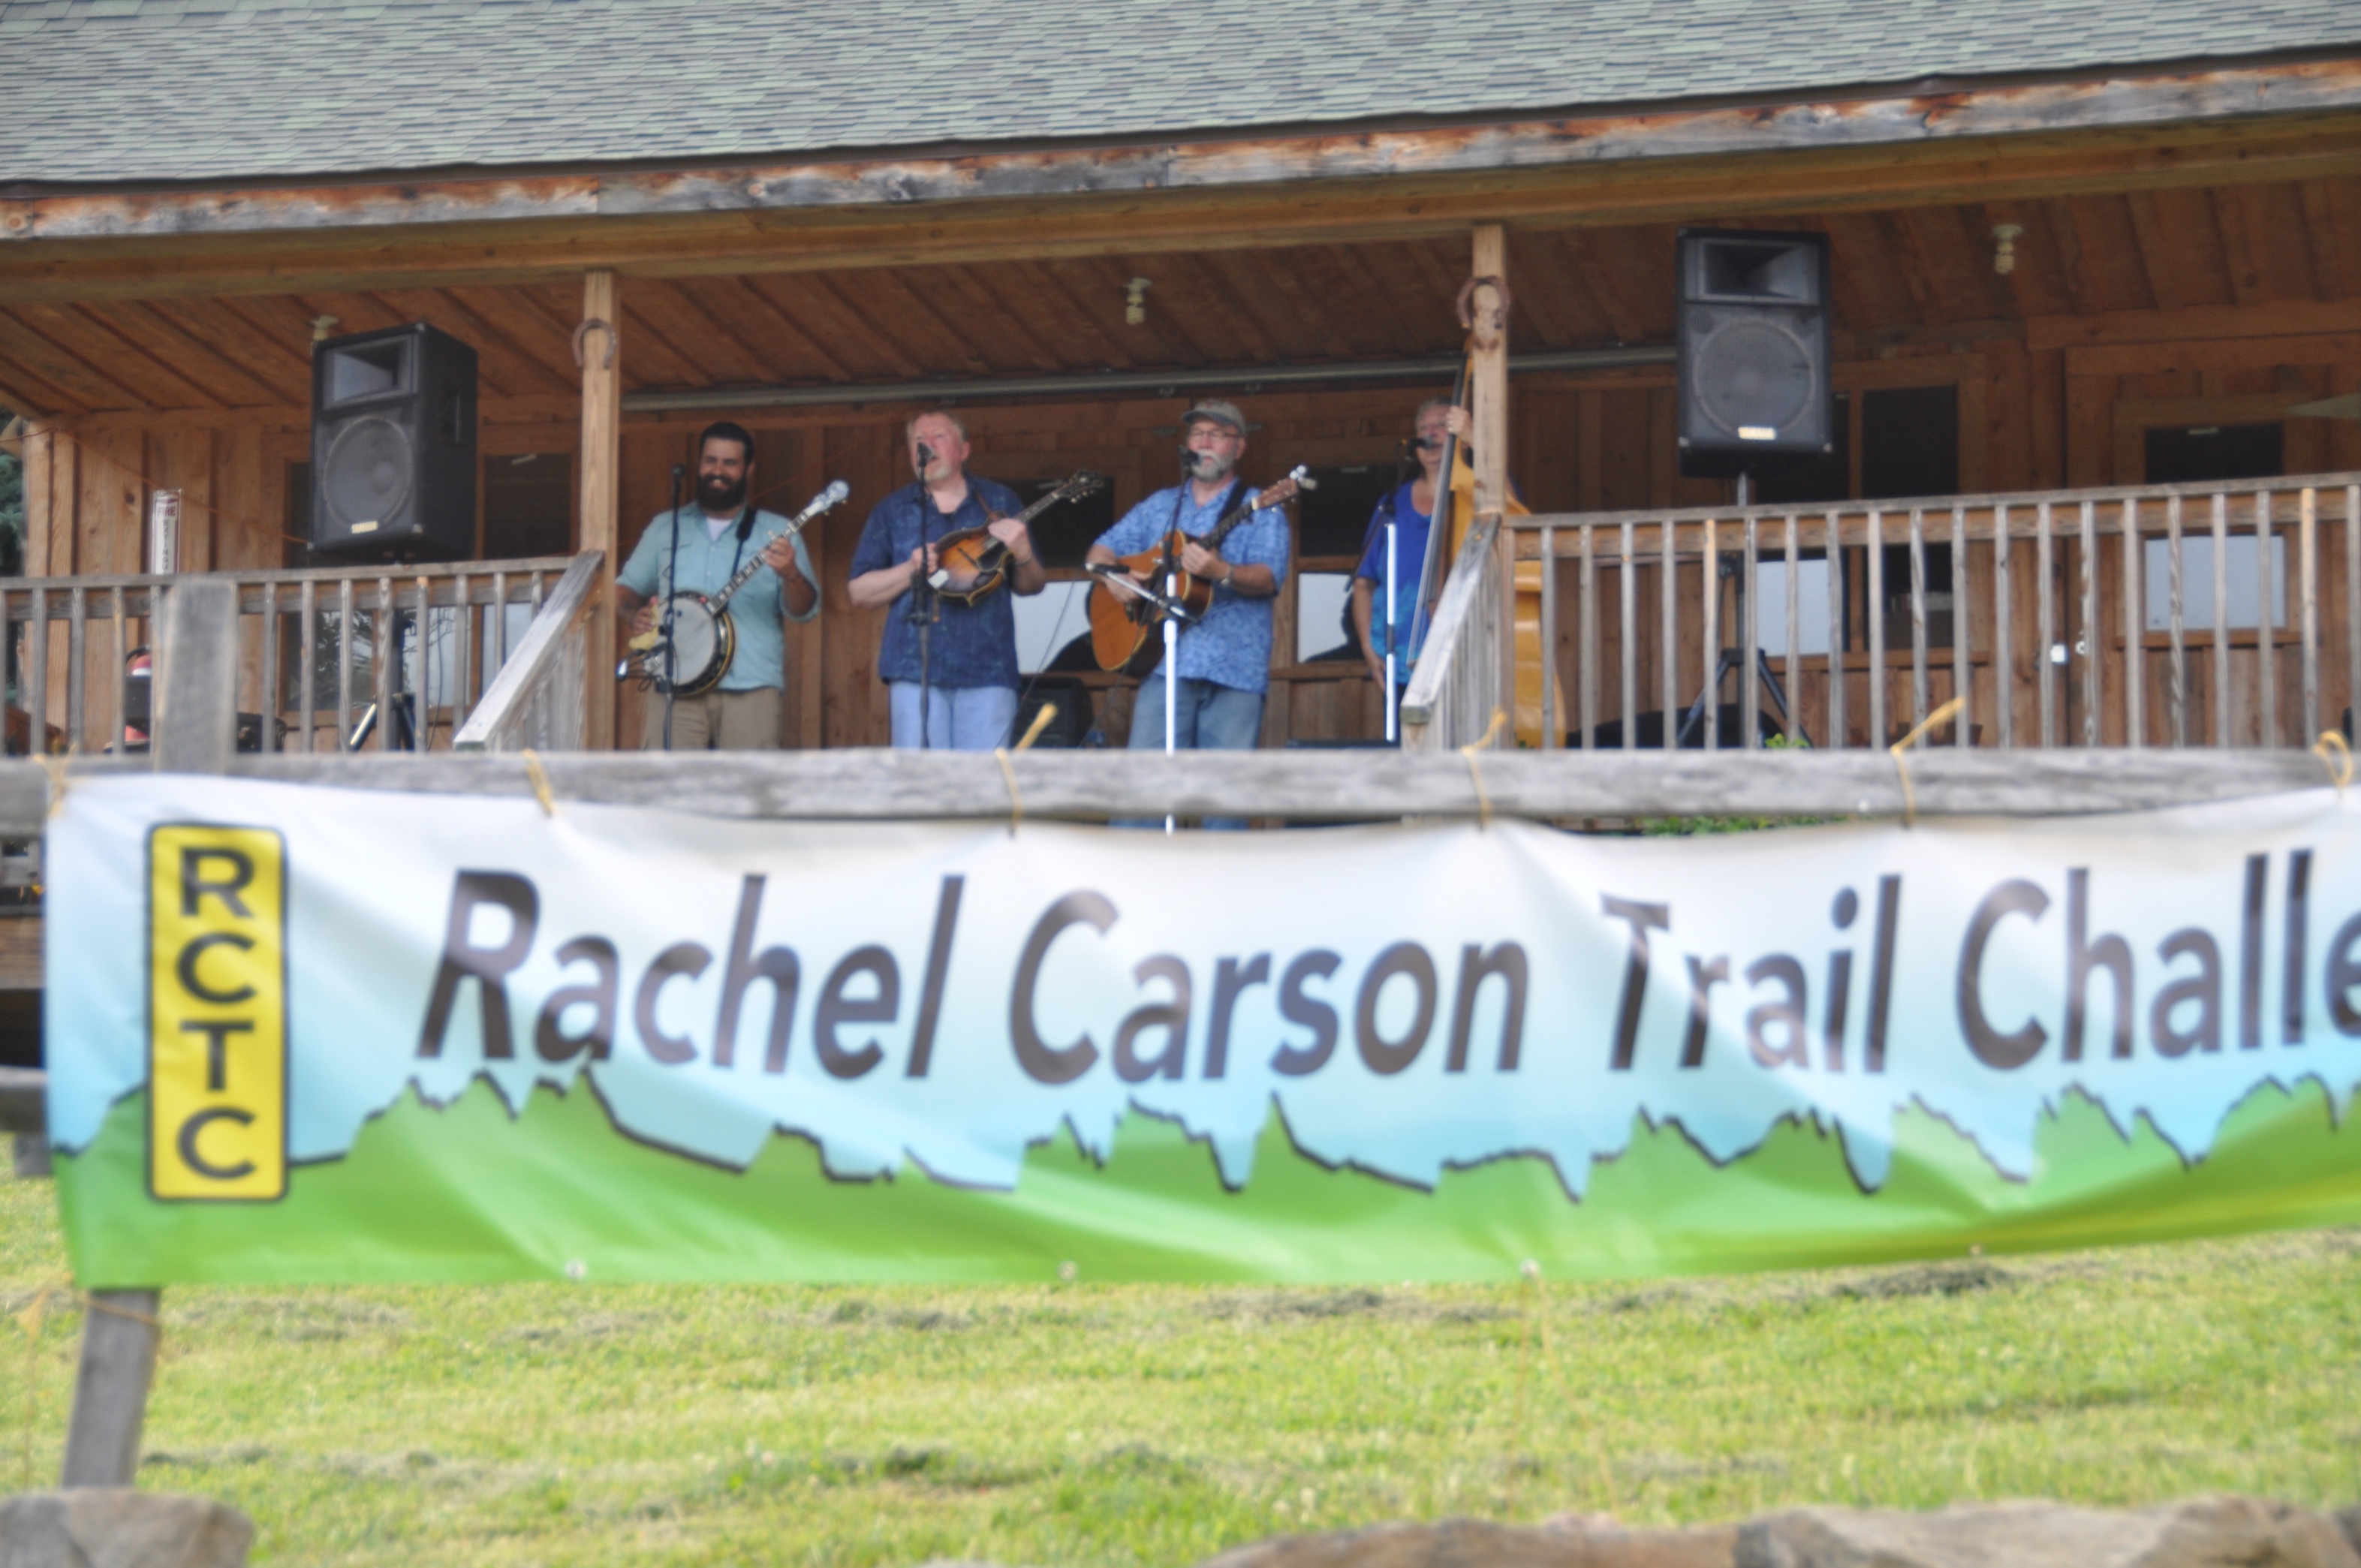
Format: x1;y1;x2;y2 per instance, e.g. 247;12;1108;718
1674;229;1831;741
309;322;478;751
309;321;477;562
1676;228;1832;499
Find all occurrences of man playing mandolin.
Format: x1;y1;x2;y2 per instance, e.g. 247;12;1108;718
616;420;820;750
848;410;1045;750
1086;399;1288;823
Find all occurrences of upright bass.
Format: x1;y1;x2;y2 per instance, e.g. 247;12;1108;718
1412;360;1543;745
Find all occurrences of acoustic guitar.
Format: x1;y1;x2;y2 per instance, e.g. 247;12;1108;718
1085;466;1315;677
927;470;1107;606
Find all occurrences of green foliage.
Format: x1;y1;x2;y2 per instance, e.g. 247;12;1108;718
0;425;23;579
1643;733;1826;835
5;1178;2359;1566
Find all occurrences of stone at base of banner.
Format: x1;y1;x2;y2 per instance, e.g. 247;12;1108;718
12;1134;49;1179
1185;1497;2361;1568
0;1491;252;1567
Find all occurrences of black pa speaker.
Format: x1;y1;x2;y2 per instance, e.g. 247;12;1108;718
309;322;477;561
1676;230;1832;480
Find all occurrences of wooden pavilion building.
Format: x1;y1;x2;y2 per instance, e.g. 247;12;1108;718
1;0;2359;764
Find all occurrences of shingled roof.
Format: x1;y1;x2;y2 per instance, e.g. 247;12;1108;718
4;0;2357;188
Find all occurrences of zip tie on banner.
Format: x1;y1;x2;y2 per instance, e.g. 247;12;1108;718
35;751;71;819
1462;708;1509;828
519;750;558;817
995;707;1056;837
2314;730;2352;798
1889;695;1965;829
994;749;1024;837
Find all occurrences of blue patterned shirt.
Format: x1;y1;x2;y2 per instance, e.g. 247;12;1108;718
848;478;1025;691
1095;481;1290;695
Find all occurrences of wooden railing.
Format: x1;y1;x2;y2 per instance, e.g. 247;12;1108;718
1408;473;2361;754
1;553;589;762
452;552;601;753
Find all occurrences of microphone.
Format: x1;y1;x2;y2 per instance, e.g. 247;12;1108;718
672;464;688;479
1410;437;1441;452
788;479;852;528
914;443;936;475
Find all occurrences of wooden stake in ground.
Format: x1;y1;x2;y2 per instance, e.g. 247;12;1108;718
59;575;239;1488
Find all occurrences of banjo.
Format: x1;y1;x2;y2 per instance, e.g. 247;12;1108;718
625;480;850;698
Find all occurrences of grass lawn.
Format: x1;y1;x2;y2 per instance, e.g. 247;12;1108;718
5;1177;2359;1566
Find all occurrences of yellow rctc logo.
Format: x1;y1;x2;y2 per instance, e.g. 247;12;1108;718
148;825;288;1201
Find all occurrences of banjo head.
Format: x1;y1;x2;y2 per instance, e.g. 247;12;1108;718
652;595;725;694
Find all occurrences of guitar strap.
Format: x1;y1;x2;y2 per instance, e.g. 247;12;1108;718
1204;479;1246;540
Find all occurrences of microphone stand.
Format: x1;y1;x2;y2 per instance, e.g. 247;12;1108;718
661;464;686;751
1384;444;1413;745
905;446;940;750
1160;453;1192;834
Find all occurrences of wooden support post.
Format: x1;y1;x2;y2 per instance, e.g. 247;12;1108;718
60;576;238;1487
578;270;622;751
1470;223;1511;746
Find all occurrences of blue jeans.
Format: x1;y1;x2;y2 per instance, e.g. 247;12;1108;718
889;681;1021;751
1122;675;1265;830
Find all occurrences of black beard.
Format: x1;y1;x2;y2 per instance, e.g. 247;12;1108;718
699;474;748;513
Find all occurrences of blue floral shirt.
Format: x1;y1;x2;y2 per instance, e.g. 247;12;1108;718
848;478;1025;691
1095;481;1290;695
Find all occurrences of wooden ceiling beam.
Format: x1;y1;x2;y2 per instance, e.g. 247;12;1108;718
0;309;156;411
140;295;314;403
2027;297;2361;349
622;278;777;388
2297;180;2350;302
0;348;88;420
839;269;992;376
2036;200;2108;316
1554;228;1654;345
2208;189;2268;308
737;272;908;381
8;112;2360;306
677;273;857;383
41;300;232;409
1240;249;1357;363
424;284;583;391
1191;249;1324;363
1157;251;1279;366
613;283;727;389
364;286;574;398
992;260;1137;372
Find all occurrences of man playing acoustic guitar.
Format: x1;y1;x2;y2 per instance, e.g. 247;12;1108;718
1086;399;1288;826
616;420;820;751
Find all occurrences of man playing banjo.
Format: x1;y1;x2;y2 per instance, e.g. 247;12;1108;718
616;420;821;750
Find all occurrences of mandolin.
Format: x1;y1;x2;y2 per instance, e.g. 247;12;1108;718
1085;466;1315;677
927;471;1108;606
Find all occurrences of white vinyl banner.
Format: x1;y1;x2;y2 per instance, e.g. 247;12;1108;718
44;774;2361;1203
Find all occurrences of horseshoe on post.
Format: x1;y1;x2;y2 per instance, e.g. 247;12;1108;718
571;318;617;371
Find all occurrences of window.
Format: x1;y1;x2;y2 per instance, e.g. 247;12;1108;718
1013;580;1096;673
1295;465;1399;560
2142;534;2287;632
2144;423;2282;486
1019;475;1117;570
1296;571;1357;663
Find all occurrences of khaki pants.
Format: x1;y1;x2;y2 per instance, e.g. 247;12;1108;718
640;687;781;751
